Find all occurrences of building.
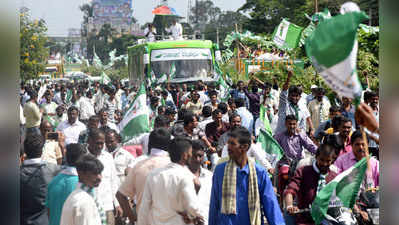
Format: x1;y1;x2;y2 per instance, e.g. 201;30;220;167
87;0;142;36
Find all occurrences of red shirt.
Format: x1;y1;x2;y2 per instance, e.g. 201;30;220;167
284;165;337;225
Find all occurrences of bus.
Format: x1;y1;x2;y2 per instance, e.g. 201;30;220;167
128;39;222;85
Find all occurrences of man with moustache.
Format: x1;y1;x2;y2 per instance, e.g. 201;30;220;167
86;128;122;225
284;144;338;225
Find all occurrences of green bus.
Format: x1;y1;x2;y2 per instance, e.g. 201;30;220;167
128;39;222;85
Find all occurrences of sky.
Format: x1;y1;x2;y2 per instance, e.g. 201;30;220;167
21;0;246;36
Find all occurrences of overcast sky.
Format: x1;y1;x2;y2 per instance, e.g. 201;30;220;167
21;0;246;36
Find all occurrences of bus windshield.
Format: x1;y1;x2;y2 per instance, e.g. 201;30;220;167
150;48;214;81
151;59;212;79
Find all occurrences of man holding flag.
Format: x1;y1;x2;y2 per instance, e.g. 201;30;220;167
283;143;338;225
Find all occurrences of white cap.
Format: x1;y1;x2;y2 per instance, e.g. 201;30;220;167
311;85;318;89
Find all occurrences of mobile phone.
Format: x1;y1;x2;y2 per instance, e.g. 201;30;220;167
47;132;59;140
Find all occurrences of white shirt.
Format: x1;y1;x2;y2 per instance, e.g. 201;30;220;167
20;104;26;125
60;183;102;225
95;150;120;211
144;27;157;42
165;23;183;40
236;107;254;133
218;142;272;170
124;132;150;155
198;117;213;131
138;163;202;225
56;120;87;145
195;168;213;225
197;91;210;105
76;96;95;121
109;146;136;183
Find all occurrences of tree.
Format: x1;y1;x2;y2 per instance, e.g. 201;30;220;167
20;9;49;80
239;0;378;34
189;0;221;32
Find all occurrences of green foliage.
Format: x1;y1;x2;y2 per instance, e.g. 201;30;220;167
81;58;128;81
20;10;49;81
358;29;379;58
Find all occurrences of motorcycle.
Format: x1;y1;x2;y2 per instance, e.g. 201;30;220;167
356;188;379;225
321;207;358;225
294;207;357;225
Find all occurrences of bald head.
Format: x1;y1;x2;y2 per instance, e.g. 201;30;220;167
40;120;53;137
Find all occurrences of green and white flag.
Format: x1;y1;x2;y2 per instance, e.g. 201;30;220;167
311;157;368;225
305;8;368;99
119;83;150;143
256;129;284;167
259;105;273;135
66;89;73;104
93;50;103;68
272;19;304;50
305;8;332;22
217;74;231;102
169;63;177;80
101;72;111;85
157;73;168;84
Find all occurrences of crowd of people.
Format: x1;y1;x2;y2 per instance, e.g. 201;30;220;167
20;69;379;225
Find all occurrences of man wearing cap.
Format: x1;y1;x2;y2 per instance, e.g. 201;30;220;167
306;85;319;105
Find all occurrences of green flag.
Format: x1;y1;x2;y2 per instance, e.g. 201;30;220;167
256;129;284;167
119;83;150;143
101;72;111;85
311;157;368;225
259;105;273;134
44;115;58;130
217;74;231;102
93;50;103;68
272;19;304;50
305;8;368;99
66;89;73;104
157;73;168;84
169;63;176;80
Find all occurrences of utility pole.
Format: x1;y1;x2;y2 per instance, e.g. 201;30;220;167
315;0;318;13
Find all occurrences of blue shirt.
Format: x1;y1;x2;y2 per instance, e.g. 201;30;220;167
46;171;79;225
230;89;250;108
209;162;285;225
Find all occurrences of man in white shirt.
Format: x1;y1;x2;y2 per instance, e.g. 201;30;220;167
144;23;157;42
60;154;105;225
138;137;204;225
40;90;58;116
86;128;122;225
56;106;87;145
74;90;95;124
165;19;183;40
187;140;213;225
105;129;135;183
98;109;119;133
